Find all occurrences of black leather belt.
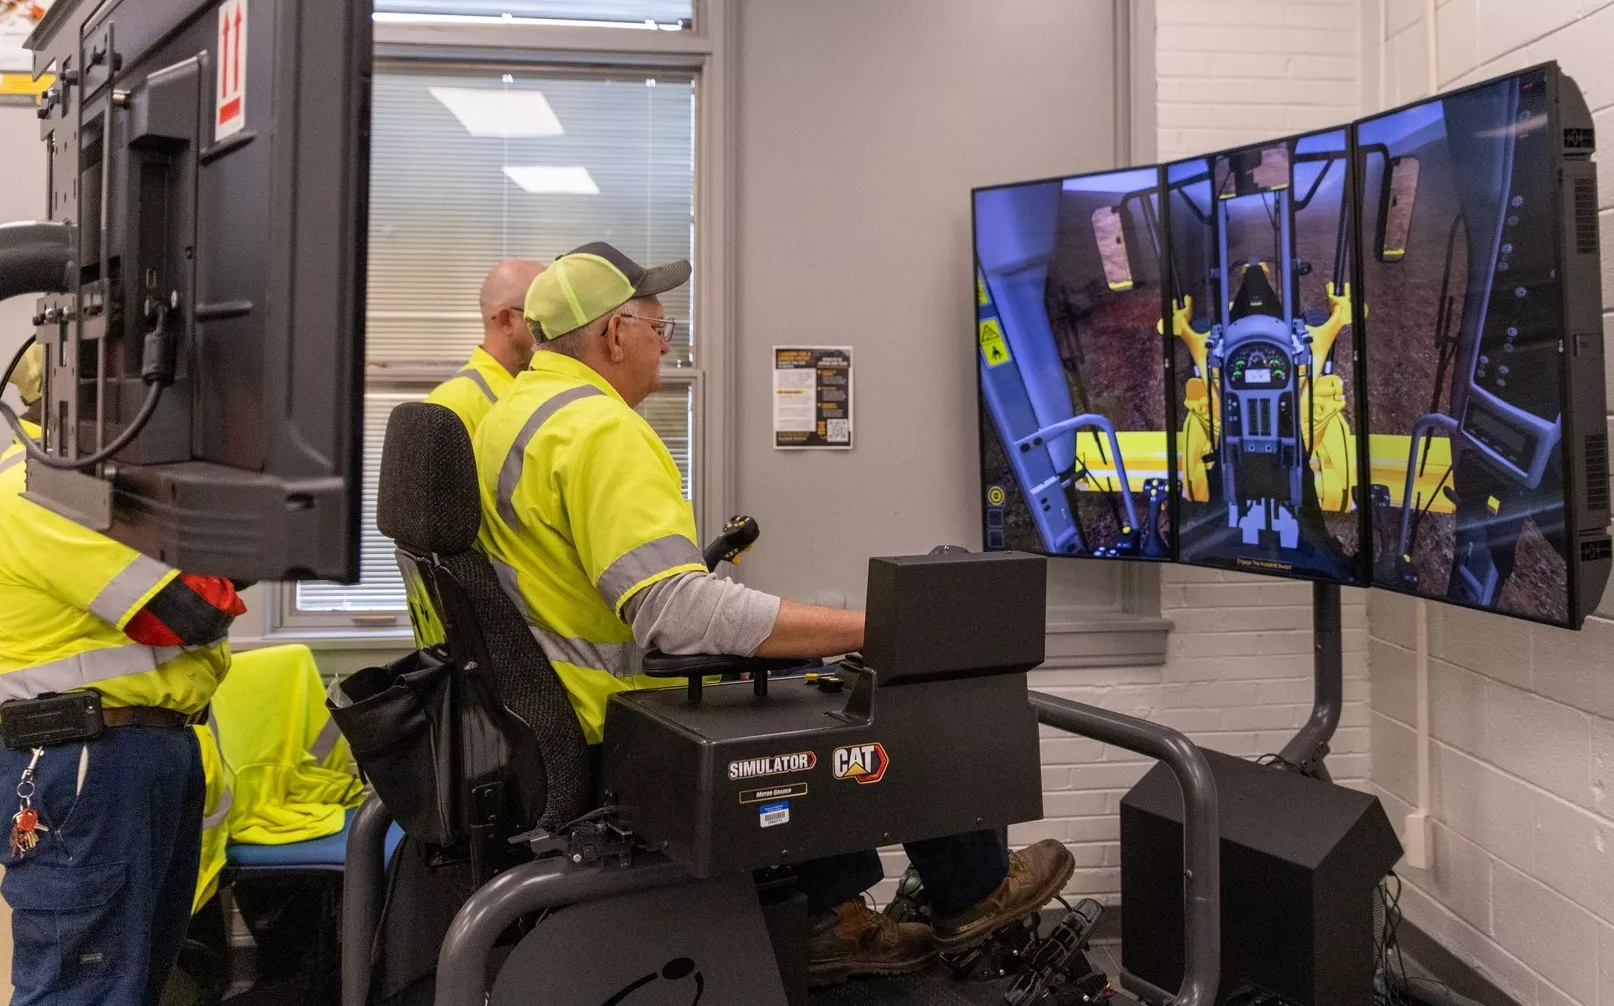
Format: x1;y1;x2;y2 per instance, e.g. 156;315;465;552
103;706;203;729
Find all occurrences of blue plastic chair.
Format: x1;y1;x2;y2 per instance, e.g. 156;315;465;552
227;809;405;869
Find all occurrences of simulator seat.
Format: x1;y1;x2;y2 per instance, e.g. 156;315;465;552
374;402;593;839
345;403;1061;1005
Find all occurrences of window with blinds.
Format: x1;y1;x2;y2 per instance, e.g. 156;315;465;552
366;68;696;367
293;385;696;614
285;60;699;625
374;1;693;27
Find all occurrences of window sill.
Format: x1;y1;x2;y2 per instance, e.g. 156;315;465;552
1041;609;1173;669
232;628;416;652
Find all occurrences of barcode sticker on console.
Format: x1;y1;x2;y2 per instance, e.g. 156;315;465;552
759;801;790;828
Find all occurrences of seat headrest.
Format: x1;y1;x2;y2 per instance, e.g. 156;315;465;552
378;402;482;555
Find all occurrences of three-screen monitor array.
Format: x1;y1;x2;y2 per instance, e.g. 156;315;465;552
975;65;1604;627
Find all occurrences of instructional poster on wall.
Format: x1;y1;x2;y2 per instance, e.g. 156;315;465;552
773;346;853;450
0;3;49;73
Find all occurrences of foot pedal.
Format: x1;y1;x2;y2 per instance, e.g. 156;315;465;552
940;914;1038;980
1002;899;1105;1005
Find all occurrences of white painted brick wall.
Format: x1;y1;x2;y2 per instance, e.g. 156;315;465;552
1156;0;1362;160
873;566;1372;907
871;0;1375;910
1367;4;1614;1004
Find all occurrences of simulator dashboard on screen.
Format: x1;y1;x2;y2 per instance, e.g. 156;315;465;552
1358;67;1610;626
973;62;1612;627
975;168;1172;560
1165;129;1362;583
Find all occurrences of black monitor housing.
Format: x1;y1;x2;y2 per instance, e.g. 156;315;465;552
8;0;372;582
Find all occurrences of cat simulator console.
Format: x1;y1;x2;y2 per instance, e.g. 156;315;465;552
599;551;1048;878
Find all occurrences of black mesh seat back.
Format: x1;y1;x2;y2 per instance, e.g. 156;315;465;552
435;549;590;825
377;402;481;555
376;402;590;828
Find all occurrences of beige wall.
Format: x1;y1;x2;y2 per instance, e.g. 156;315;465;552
0;95;44;997
1;98;47;415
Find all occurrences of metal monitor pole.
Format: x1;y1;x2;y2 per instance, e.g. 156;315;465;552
1276;581;1344;780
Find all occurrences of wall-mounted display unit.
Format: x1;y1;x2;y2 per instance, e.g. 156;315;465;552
1165;128;1363;585
1357;65;1610;627
973;61;1611;628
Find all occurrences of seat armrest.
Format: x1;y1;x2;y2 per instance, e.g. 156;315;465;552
640;651;803;679
640;651;805;702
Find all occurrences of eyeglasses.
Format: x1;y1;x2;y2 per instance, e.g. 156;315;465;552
617;313;678;344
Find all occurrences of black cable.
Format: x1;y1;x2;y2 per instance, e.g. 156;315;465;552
1;334;33;395
0;308;173;471
2;380;164;470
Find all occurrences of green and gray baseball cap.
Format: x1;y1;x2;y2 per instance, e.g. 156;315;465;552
522;241;691;340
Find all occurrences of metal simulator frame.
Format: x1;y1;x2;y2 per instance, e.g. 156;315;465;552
0;0;371;582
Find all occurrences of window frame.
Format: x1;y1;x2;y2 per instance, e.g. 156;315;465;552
264;0;737;638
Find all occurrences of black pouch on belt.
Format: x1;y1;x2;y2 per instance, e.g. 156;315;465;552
0;692;105;750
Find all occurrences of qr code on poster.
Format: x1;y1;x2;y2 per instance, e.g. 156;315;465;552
826;419;850;443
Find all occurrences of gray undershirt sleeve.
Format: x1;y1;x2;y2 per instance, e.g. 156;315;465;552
622;571;783;657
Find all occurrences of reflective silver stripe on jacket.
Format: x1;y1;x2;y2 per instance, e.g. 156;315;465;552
495;385;606;532
455;368;497;404
529;626;642;679
87;554;176;626
202;787;235;830
596;535;705;611
490;556;533;623
0;453;21;476
310;717;342;762
0;643;188;702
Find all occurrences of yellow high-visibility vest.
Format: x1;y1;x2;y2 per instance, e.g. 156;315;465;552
473;353;705;744
0;429;229;713
192;723;233;913
426;345;516;438
209;644;364;846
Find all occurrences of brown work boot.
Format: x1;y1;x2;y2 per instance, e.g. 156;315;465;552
808;898;936;986
931;839;1076;953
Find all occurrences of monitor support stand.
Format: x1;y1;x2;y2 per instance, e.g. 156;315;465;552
1276;581;1344;780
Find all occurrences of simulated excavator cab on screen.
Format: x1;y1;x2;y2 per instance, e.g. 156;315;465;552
1165;128;1364;584
1;0;372;582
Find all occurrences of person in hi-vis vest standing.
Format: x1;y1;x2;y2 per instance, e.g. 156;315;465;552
0;348;247;1006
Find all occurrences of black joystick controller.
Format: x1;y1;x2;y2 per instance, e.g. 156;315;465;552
703;515;760;571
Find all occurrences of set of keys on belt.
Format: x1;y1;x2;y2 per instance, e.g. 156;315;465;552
9;746;48;860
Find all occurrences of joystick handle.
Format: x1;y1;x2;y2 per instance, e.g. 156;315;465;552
704;514;760;571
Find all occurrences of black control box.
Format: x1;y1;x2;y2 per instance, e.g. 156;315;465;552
599;551;1048;877
864;550;1046;684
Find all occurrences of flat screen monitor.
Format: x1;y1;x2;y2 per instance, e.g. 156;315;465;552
8;0;371;582
1164;128;1365;584
1357;64;1610;627
974;166;1173;560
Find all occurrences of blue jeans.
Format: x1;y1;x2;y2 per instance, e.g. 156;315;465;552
797;829;1010;916
0;726;206;1005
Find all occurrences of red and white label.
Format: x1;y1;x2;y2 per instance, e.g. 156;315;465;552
215;0;248;141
